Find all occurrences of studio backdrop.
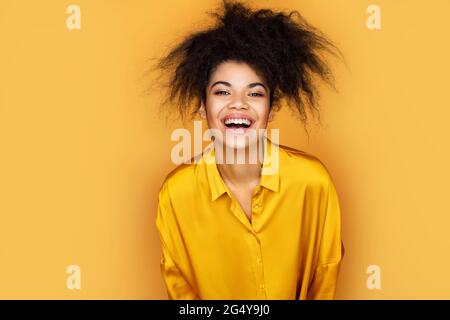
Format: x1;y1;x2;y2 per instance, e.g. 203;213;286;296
1;0;449;299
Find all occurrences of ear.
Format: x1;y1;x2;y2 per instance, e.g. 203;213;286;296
198;104;206;119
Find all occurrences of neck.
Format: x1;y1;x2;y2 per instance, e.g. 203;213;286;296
214;141;264;189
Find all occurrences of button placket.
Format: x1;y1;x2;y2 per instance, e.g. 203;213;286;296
251;187;264;231
229;197;254;233
251;234;266;298
252;188;261;211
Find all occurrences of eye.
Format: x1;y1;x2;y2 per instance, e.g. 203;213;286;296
214;90;230;95
249;92;264;97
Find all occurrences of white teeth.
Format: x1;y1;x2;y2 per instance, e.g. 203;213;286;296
224;118;251;126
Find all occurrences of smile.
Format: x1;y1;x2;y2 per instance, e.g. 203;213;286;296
221;114;255;129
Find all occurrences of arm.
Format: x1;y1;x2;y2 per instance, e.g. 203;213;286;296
155;182;200;300
307;178;345;300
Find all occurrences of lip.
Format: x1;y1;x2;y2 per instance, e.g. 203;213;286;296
220;113;256;130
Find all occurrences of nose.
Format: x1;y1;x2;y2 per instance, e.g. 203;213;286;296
228;95;249;110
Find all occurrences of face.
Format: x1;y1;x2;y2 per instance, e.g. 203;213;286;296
199;60;274;152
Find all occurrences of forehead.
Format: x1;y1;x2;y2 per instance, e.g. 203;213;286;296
208;60;266;85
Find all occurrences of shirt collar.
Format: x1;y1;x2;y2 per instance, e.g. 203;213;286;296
202;135;280;201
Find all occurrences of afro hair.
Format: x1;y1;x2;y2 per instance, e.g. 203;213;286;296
147;0;343;131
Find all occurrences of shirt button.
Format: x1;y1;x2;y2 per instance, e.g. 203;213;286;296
257;258;262;263
260;284;265;289
254;204;260;209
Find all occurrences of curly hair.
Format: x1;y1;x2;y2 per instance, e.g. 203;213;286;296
146;0;343;132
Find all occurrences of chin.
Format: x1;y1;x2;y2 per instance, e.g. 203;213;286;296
211;128;263;164
224;130;260;149
224;137;248;150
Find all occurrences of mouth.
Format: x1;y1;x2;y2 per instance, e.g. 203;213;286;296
221;114;255;131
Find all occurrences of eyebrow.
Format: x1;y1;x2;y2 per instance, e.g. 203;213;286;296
209;81;267;92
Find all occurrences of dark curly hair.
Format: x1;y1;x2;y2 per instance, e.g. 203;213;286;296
146;0;343;133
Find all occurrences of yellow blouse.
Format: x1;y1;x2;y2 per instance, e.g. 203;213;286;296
155;136;345;300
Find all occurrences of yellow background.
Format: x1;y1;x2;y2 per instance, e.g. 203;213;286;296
1;0;449;299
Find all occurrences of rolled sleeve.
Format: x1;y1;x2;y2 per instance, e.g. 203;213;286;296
155;182;200;300
307;178;345;300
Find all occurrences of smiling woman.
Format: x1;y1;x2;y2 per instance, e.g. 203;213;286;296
199;60;273;151
150;0;345;300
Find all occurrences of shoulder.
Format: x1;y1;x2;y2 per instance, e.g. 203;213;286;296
157;154;204;202
278;143;335;188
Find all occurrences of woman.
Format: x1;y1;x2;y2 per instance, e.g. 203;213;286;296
152;0;345;299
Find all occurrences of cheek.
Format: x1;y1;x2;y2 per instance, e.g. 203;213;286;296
255;104;271;122
204;106;221;127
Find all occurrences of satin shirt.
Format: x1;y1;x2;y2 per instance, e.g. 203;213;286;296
155;137;345;299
